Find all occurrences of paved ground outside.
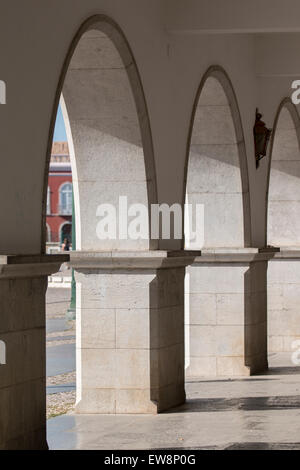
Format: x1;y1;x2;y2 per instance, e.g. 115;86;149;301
46;287;76;419
46;322;300;451
45;288;300;450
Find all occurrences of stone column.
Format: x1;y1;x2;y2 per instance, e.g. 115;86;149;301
0;254;69;450
185;249;276;377
268;249;300;353
71;251;199;414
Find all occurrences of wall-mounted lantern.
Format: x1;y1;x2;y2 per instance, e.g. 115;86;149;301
253;108;272;168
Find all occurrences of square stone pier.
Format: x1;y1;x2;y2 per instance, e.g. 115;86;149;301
268;248;300;353
0;254;69;450
70;250;200;414
185;248;277;377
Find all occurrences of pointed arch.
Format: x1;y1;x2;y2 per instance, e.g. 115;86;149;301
184;65;251;248
42;15;158;251
266;97;300;246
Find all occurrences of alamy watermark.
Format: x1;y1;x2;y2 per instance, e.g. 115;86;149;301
0;80;6;104
291;80;300;104
95;196;204;247
291;340;300;365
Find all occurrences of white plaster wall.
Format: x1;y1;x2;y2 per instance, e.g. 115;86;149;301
0;0;292;254
0;0;167;253
165;0;300;34
2;0;300;449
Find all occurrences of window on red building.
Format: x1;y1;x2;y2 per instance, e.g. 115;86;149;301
60;221;72;244
59;182;72;215
47;186;51;215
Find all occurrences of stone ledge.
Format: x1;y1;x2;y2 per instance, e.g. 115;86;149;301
272;247;300;259
0;254;69;264
0;254;69;279
70;250;202;270
191;247;279;264
69;249;282;269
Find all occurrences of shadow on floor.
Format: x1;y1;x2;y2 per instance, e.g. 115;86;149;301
186;378;277;384
168;395;300;413
150;442;300;450
225;442;300;450
262;367;300;376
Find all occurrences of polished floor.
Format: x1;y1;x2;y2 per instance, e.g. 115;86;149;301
47;352;300;450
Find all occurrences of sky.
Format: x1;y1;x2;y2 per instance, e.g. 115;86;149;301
53;105;67;141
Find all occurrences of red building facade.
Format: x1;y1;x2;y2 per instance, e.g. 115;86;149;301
46;142;72;245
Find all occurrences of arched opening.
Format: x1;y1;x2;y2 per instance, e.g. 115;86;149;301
267;100;300;247
60;221;72;244
184;67;252;377
43;16;158;433
42;16;157;253
184;67;250;249
267;99;300;361
59;182;73;216
45;122;75;420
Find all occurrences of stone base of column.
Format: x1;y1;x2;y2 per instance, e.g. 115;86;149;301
0;254;69;450
268;249;300;353
185;249;276;377
71;251;199;414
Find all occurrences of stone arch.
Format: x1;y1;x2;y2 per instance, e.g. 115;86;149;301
184;66;251;248
267;98;300;247
184;67;257;378
267;98;300;355
42;15;157;251
41;15;170;418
